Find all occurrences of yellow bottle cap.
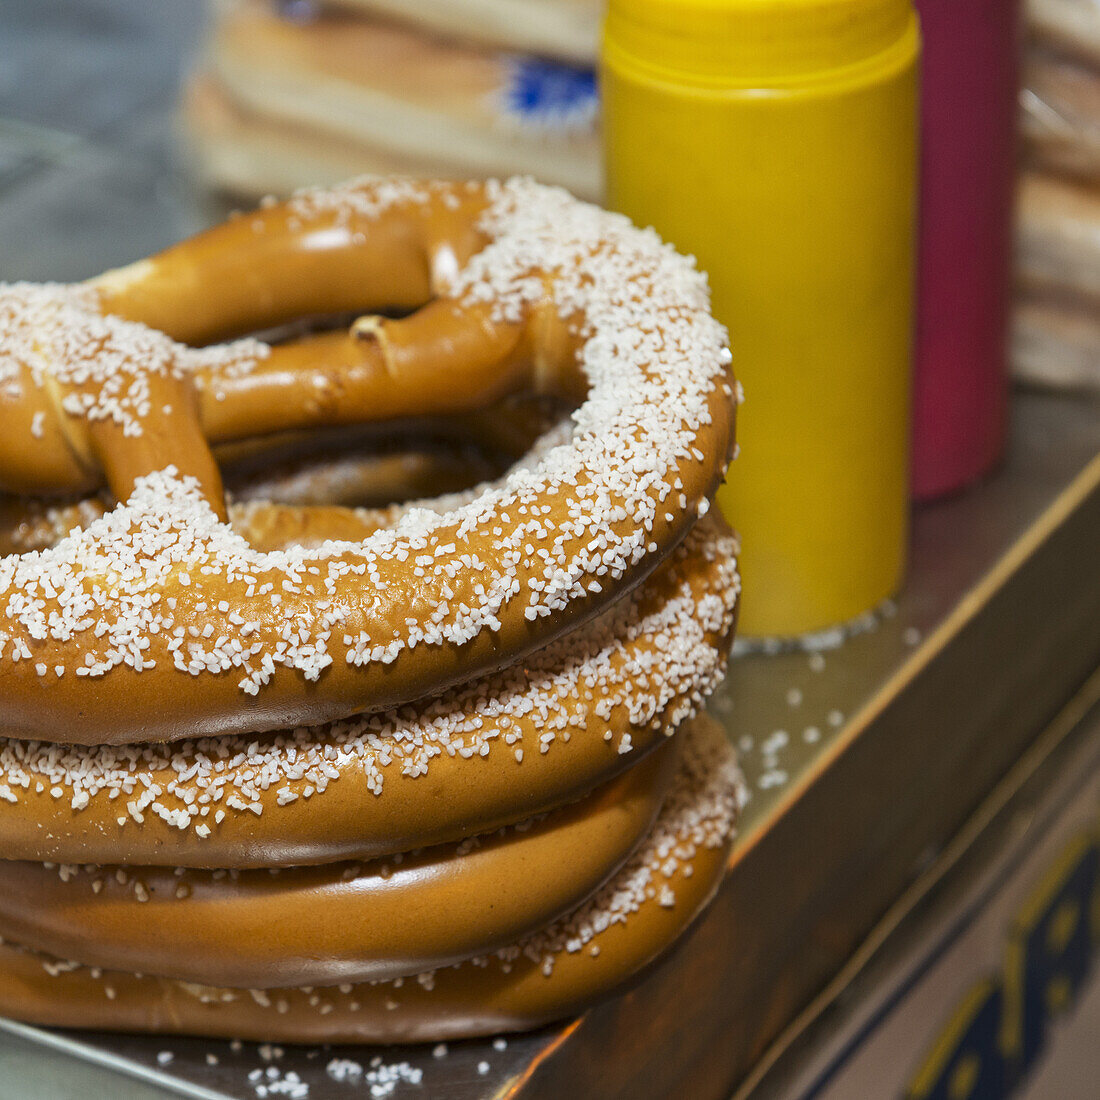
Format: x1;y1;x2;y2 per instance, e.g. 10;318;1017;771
604;0;915;85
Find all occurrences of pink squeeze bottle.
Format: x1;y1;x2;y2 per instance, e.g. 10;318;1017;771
912;0;1022;500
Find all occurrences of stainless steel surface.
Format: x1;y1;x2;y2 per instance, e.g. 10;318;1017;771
2;4;1100;1098
0;1021;199;1100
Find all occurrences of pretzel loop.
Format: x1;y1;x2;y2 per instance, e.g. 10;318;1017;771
0;178;735;749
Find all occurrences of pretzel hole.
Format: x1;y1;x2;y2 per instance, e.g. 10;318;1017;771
0;394;574;557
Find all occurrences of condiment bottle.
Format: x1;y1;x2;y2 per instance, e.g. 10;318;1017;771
911;0;1022;500
602;0;920;638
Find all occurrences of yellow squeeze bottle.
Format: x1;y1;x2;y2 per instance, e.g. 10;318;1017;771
602;0;920;637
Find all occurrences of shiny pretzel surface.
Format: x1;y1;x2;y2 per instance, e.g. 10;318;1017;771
0;176;743;1042
0;177;735;745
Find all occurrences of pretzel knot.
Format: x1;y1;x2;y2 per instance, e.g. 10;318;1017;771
0;178;736;746
0;178;744;1041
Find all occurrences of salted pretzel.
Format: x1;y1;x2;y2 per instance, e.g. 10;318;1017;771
0;177;734;745
0;177;742;1043
0;714;741;1043
0;740;678;989
0;515;737;868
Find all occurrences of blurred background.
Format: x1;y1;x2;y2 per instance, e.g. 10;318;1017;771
0;3;210;279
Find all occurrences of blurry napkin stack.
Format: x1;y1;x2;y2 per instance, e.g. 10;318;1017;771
1017;0;1100;389
184;0;602;201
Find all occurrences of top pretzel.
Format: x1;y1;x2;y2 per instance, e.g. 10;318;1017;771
0;178;735;745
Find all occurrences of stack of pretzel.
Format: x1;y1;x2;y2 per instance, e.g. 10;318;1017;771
0;176;744;1042
185;0;602;202
1017;0;1100;389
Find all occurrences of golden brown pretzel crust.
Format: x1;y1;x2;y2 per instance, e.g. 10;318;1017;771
0;515;737;867
0;853;725;1043
0;716;741;1042
0;858;725;1043
0;178;735;745
0;741;677;989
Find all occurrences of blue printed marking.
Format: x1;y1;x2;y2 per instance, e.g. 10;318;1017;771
498;57;598;132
